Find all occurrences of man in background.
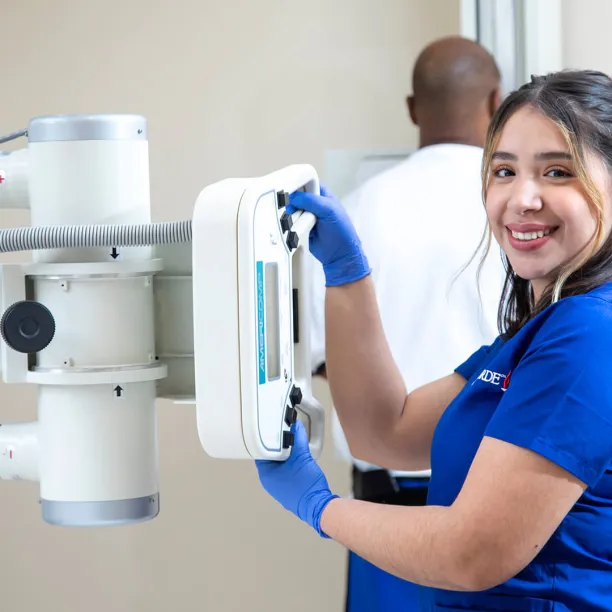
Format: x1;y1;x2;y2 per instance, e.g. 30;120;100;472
310;36;505;612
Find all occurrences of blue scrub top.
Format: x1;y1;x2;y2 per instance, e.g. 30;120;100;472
421;282;612;611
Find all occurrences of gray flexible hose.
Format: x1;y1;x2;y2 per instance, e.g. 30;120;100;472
0;129;27;145
0;220;192;253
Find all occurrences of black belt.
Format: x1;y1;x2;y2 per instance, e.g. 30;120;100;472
352;466;429;506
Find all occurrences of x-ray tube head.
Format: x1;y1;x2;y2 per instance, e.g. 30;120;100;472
0;113;165;526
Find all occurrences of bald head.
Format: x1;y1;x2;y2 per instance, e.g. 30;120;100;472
408;36;501;148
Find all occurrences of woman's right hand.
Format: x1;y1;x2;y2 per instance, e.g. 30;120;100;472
288;185;371;287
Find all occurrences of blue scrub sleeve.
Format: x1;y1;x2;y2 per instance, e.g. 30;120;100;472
454;338;500;381
486;297;612;488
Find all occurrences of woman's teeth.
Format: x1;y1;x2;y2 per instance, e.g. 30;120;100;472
511;229;552;241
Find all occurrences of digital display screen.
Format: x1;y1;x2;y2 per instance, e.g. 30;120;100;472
265;262;280;380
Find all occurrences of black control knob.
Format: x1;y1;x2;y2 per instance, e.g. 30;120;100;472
282;430;294;449
286;231;299;250
284;405;298;427
289;385;303;407
280;211;293;233
0;300;55;354
277;190;290;209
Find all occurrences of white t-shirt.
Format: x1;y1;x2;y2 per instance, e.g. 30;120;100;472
310;143;505;478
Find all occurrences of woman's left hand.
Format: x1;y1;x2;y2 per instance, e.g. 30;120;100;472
256;420;339;537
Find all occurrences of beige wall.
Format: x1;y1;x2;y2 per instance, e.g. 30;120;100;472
562;0;612;72
0;1;460;611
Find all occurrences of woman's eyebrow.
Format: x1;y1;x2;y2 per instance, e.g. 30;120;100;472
491;151;572;161
492;151;517;161
535;151;572;161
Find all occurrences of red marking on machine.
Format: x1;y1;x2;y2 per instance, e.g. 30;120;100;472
0;172;5;184
9;450;12;459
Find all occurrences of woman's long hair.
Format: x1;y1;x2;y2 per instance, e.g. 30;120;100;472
479;70;612;339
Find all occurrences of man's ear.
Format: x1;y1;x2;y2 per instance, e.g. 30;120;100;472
407;95;418;126
489;87;502;117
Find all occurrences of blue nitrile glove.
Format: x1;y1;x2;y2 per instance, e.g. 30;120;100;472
287;185;371;286
256;420;339;538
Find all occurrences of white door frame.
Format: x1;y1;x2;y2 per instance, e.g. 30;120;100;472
460;0;563;93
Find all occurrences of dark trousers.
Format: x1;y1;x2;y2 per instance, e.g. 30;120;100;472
345;467;430;612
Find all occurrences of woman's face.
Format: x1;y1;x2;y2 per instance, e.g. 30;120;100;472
485;105;612;300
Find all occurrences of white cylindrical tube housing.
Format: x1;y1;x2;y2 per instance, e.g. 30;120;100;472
38;383;158;526
0;149;30;210
27;114;152;264
19;114;162;526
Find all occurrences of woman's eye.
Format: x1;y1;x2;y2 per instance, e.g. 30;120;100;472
493;167;514;178
546;168;572;178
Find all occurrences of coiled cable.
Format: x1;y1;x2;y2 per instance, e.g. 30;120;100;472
0;220;192;253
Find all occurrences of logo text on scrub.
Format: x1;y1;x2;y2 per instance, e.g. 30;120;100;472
475;369;510;391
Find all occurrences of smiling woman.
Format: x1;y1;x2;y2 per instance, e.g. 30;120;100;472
481;71;612;336
486;111;601;295
256;70;612;612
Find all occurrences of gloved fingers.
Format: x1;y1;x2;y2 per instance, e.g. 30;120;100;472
292;419;310;448
255;420;309;468
286;419;315;463
319;183;337;199
288;190;329;218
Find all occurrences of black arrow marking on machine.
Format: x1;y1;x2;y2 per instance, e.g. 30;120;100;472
110;247;119;259
114;385;124;398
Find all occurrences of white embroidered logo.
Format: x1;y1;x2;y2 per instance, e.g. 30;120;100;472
474;369;510;391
